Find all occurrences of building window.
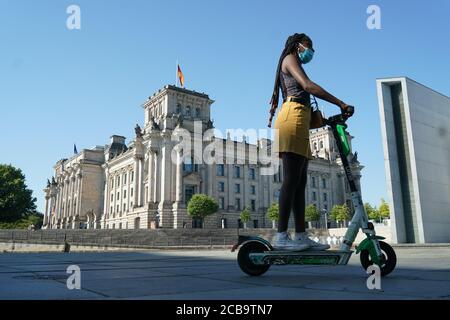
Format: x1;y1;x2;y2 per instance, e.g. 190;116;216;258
235;183;240;193
249;168;255;180
251;199;256;211
320;141;324;149
234;166;241;178
185;105;191;116
131;171;134;182
195;107;201;117
110;194;114;202
314;142;317;150
322;178;326;188
323;193;327;201
110;206;113;214
116;204;120;213
130;201;133;208
123;190;127;199
123;204;126;212
119;223;122;229
250;185;256;195
131;188;133;197
183;156;198;173
237;219;244;228
218;181;225;192
110;179;114;189
324;204;328;211
235;198;241;211
185;185;196;204
216;164;224;176
253;220;259;228
116;176;120;187
219;197;225;209
312;176;316;188
117;192;120;200
312;192;317;201
123;173;127;185
176;103;182;113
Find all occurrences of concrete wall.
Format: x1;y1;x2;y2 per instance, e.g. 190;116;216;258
377;77;450;243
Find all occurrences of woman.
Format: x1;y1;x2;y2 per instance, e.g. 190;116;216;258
268;33;354;251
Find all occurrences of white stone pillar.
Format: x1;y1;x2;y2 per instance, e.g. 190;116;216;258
148;152;154;203
175;150;183;202
153;151;160;203
43;195;50;225
133;159;140;207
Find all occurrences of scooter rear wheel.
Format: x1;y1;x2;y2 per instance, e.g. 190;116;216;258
360;241;396;277
237;241;271;276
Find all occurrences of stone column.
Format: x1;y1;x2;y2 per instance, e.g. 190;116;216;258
133;157;141;207
227;164;233;211
207;162;213;197
103;169;109;218
175;150;183;202
148;151;154;203
43;195;50;226
159;142;174;227
153;151;160;203
172;149;186;228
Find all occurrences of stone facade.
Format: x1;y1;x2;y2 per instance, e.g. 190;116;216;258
43;85;363;230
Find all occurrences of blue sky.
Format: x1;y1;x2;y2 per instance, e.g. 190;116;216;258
1;0;449;213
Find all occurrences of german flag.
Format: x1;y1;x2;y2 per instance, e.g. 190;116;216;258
177;64;185;88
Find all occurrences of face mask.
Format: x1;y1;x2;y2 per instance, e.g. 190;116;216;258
298;43;314;64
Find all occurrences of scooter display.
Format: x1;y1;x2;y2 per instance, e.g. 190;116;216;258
232;106;397;277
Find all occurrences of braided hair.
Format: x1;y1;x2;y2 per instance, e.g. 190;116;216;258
268;33;313;127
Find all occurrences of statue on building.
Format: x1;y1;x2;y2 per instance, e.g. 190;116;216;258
135;123;144;138
174;114;183;128
206;119;214;129
46;179;51;188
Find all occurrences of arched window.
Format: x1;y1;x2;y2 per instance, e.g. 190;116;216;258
176;103;182;114
313;142;317;150
195;107;201;117
320;140;324;149
185;106;191;116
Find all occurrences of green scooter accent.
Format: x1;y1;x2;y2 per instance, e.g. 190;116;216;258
336;124;350;157
355;236;386;266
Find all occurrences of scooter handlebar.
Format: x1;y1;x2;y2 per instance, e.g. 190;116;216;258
324;105;355;126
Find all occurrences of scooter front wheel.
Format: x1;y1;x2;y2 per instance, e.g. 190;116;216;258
360;241;396;277
237;241;271;276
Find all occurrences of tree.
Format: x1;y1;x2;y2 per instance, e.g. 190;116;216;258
379;198;390;220
305;204;320;229
267;203;279;229
187;194;219;228
364;203;381;222
240;206;251;229
0;164;37;222
330;204;350;227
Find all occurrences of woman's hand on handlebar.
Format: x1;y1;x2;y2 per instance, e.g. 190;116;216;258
339;102;355;118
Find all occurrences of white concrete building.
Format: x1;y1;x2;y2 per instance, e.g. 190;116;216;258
377;77;450;243
43;84;363;230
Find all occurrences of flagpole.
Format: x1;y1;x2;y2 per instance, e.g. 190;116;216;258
176;58;178;87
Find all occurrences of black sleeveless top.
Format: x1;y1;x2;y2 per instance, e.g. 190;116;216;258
279;60;310;105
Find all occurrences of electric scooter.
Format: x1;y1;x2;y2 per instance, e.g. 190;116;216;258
232;107;397;277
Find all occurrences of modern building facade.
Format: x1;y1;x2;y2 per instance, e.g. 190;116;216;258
377;77;450;243
43;84;363;230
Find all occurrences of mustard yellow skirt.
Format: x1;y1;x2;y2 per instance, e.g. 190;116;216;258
273;100;313;160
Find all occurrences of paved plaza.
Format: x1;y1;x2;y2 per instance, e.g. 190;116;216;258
1;246;450;300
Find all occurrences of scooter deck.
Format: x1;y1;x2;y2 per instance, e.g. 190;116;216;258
249;250;353;266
